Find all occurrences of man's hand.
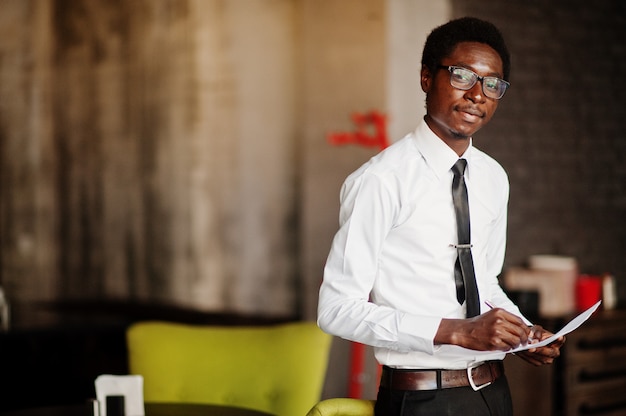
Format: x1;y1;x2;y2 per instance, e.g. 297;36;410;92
515;325;565;366
435;308;534;351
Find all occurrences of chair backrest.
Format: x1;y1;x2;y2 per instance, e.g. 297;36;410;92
306;398;376;416
126;321;332;416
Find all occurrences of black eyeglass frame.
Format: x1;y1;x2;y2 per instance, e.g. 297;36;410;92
437;65;510;100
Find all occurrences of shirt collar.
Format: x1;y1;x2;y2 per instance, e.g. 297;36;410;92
413;119;473;180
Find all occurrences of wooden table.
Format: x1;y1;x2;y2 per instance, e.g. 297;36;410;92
0;403;275;416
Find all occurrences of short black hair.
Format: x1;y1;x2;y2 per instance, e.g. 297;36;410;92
421;17;511;81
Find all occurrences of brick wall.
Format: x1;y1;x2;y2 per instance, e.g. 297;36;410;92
451;1;626;299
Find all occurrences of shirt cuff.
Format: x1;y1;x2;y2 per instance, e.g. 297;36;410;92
397;314;442;355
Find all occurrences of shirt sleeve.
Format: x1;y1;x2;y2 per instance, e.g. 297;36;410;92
317;170;441;354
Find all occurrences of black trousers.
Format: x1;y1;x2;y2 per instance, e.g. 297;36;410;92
374;374;513;416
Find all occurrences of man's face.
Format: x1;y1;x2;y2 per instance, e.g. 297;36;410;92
421;41;504;144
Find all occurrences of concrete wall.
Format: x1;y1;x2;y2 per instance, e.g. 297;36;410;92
0;0;299;321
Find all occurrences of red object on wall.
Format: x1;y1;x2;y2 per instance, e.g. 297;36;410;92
328;110;390;151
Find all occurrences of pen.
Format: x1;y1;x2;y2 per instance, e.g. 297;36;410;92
485;300;535;344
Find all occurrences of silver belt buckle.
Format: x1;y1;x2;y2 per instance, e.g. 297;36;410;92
467;363;492;391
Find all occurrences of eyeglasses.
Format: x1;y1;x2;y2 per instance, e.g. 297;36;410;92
438;65;510;100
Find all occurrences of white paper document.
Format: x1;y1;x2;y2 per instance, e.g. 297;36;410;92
509;300;601;353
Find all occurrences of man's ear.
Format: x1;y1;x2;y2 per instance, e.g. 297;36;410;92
420;64;432;93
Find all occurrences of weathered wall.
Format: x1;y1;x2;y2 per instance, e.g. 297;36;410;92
0;0;298;320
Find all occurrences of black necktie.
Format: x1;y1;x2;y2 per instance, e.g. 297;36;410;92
451;159;480;317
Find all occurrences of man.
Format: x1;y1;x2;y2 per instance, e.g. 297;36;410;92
317;17;564;415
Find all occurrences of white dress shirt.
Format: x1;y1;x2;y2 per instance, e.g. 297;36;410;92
318;120;527;369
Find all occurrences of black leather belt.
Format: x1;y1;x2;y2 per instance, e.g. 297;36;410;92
380;361;504;391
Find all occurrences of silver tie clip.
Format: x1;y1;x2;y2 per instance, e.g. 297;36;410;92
449;243;473;249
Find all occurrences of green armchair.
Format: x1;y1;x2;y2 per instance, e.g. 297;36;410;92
126;321;332;416
306;398;376;416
